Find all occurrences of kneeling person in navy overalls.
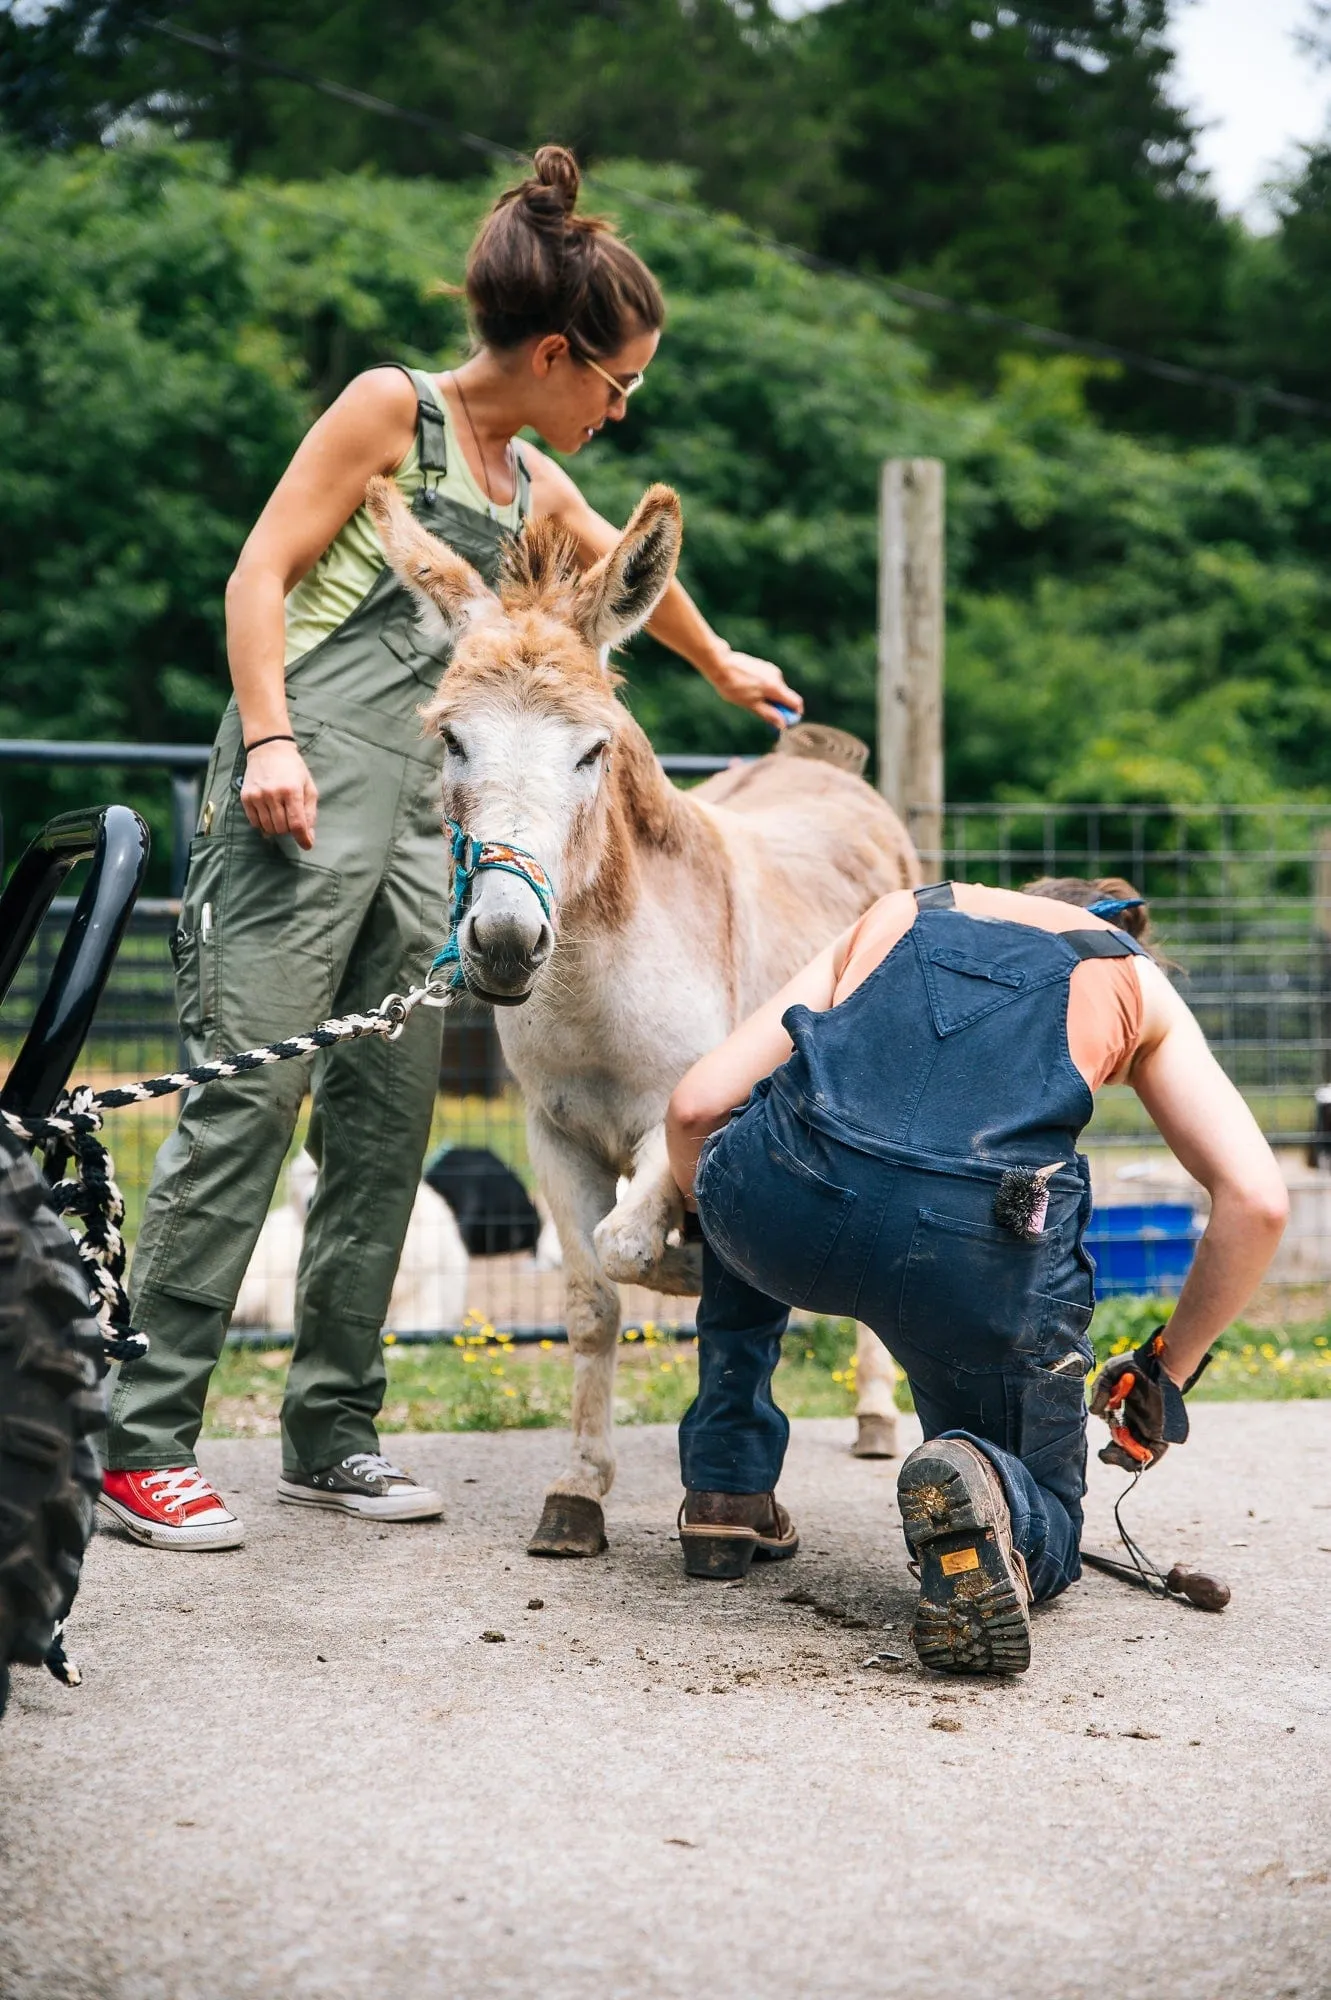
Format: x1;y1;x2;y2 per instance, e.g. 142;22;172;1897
666;878;1288;1674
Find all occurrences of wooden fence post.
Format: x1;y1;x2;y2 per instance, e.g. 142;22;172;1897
877;458;945;871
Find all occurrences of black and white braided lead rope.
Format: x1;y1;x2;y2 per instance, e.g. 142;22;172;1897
63;978;451;1110
1;977;451;1367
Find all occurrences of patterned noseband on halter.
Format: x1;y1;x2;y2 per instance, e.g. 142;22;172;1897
430;814;559;993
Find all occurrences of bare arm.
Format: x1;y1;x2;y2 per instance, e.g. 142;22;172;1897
1128;962;1289;1386
224;369;419;849
525;445;804;728
666;932;854;1199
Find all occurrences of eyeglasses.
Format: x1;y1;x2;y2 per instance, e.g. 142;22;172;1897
572;346;645;403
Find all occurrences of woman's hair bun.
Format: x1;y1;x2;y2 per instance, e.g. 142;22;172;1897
531;145;580;217
462;144;664;357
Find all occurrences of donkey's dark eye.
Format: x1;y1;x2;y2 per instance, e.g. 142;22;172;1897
440;727;466;760
577;740;608;771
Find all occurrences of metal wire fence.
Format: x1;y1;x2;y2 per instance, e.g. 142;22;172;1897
912;802;1331;1292
5;767;1329;1323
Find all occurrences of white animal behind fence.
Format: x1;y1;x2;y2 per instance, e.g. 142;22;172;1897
232;1152;470;1334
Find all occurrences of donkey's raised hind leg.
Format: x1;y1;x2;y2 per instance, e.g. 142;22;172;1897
526;1114;622;1558
852;1322;901;1459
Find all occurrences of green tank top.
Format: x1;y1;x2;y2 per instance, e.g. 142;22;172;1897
284;371;527;667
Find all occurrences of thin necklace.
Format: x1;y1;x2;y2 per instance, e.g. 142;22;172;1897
450;372;513;515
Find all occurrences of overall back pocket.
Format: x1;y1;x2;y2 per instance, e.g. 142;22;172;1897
898;1207;1052;1371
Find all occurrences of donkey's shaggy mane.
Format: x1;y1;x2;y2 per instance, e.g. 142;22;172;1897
499;516;583;613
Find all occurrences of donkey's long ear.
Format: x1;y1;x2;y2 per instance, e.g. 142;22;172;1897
573;485;682;652
365;475;497;642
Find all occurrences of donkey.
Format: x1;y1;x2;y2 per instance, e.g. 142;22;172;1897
367;476;919;1557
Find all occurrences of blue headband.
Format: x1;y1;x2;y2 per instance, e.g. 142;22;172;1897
1087;896;1145;919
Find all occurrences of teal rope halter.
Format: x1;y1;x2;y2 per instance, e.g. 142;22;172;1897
431;814;558;993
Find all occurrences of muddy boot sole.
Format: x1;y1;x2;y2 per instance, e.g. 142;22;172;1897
679;1519;800;1581
898;1442;1031;1676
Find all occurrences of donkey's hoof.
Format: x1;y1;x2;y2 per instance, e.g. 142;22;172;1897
852;1413;900;1460
528;1493;608;1558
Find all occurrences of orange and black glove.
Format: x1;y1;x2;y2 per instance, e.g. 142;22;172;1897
1089;1330;1212;1472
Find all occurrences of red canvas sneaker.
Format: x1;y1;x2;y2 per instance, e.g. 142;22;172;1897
99;1467;246;1550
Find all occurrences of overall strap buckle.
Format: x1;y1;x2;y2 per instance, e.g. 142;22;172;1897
389;364;448;494
1063;929;1143;960
416;393;448;490
914;881;956;910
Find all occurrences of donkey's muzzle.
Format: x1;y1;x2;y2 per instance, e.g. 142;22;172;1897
458;901;553;1005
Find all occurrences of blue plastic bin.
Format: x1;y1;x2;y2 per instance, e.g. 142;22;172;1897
1083;1202;1202;1297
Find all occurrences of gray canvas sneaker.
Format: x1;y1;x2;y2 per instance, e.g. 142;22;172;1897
277;1452;443;1521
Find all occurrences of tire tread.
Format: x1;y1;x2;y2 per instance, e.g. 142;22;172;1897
0;1131;106;1709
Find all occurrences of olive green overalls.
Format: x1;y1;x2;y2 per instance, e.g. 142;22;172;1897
107;369;528;1476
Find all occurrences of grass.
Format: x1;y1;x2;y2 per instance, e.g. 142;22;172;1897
201;1305;1331;1439
205;1320;871;1440
1090;1295;1331;1401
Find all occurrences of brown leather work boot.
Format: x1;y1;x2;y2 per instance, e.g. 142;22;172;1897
678;1490;799;1580
897;1438;1033;1675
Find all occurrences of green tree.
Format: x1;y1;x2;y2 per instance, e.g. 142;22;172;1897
1227;144;1331;413
0;1;1245;433
800;0;1233;429
0;0;828;230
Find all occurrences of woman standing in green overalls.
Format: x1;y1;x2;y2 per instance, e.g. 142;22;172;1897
100;147;802;1551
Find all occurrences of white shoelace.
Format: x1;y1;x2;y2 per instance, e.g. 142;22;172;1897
141;1466;226;1514
342;1452;407;1482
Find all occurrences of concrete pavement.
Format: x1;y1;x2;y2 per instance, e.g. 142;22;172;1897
1;1405;1328;2000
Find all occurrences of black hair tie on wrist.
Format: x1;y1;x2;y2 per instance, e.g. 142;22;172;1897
244;733;298;752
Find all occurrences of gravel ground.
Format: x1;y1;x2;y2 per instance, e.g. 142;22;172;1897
1;1405;1327;2000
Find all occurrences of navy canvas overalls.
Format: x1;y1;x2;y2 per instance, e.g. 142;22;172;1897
681;884;1147;1602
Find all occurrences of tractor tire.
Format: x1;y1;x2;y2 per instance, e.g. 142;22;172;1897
0;1127;106;1719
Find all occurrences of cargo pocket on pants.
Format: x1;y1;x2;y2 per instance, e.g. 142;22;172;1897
171;834;227;1042
1015;1369;1091;1518
213;824;342;1040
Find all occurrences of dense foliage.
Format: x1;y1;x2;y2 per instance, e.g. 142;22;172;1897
0;0;1253;432
0;140;1327;890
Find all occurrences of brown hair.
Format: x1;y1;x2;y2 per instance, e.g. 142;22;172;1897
464;145;665;359
1021;874;1154;949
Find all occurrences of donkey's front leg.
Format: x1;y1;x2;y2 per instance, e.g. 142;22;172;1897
526;1114;623;1559
851;1322;901;1459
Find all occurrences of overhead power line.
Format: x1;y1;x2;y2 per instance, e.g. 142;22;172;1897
139;15;1331;423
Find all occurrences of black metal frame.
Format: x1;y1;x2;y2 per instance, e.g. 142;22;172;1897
0;806;150;1120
